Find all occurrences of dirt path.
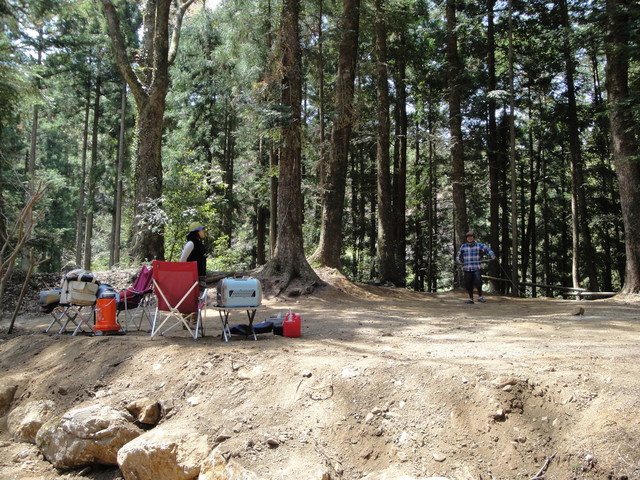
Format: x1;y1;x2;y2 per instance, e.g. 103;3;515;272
1;274;639;480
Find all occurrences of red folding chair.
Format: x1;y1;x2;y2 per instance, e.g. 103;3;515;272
150;261;207;340
117;265;154;331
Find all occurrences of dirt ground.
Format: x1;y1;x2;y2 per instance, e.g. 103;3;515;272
0;268;639;480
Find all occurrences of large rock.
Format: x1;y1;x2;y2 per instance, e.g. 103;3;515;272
0;384;18;415
117;425;210;480
7;400;57;443
35;403;143;469
198;446;260;480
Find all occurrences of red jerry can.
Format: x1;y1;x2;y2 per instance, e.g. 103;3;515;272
283;312;301;338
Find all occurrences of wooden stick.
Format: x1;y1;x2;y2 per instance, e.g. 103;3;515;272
529;451;557;480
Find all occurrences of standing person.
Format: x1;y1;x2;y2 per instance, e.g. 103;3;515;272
456;231;496;304
180;222;207;290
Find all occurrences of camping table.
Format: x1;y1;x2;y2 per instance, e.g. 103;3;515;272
209;305;263;342
45;304;95;335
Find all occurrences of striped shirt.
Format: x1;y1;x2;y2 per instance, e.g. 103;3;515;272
456;242;496;271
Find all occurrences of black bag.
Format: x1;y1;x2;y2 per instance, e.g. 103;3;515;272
229;324;251;336
253;321;274;334
229;321;274;336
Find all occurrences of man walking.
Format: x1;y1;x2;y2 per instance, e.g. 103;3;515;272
456;232;496;304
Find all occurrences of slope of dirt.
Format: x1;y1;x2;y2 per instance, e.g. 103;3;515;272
0;269;639;480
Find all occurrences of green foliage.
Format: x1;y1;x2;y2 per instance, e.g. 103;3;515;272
207;235;252;272
162;160;221;262
0;0;633;293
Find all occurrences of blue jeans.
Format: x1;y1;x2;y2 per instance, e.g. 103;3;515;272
463;270;483;298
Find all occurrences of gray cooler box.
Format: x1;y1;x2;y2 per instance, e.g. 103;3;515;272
216;277;262;307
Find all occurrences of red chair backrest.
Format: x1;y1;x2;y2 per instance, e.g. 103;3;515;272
132;265;153;293
152;261;198;314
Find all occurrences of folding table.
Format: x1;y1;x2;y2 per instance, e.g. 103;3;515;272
210;305;264;341
45;304;95;335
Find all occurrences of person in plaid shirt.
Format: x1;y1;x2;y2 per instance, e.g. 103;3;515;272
456;231;496;304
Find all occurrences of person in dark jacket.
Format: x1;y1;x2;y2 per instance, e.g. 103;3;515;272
179;222;207;290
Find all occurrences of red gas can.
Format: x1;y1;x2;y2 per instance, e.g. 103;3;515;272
283;312;301;338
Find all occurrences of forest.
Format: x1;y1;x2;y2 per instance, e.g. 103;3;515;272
0;0;639;302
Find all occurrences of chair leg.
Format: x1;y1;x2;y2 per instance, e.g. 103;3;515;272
150;307;162;337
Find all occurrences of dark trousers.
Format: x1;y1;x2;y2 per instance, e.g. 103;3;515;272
463;270;483;298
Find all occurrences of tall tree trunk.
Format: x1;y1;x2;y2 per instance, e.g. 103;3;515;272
446;0;468;250
75;80;91;267
222;103;234;249
499;109;511;287
312;0;360;269
560;0;599;292
27;31;43;197
317;0;325;170
374;0;399;285
428;100;438;292
256;138;267;266
349;146;363;279
560;152;570;286
486;0;501;292
269;146;278;257
413;120;424;291
589;40;619;291
605;0;640;293
98;0;195;262
507;0;519;295
83;75;101;271
264;0;321;293
393;24;407;287
111;81;127;267
542;154;551;294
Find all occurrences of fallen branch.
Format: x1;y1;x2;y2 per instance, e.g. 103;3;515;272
529;451;557;480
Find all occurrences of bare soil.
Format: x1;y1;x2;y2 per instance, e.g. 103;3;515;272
1;268;639;480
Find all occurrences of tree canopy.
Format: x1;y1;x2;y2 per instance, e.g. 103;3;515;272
1;0;639;298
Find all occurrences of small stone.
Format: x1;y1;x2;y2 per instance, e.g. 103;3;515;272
491;377;519;389
490;409;506;421
433;452;447;462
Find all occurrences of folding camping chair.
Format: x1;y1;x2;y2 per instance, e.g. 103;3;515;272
150;261;208;340
117;265;154;331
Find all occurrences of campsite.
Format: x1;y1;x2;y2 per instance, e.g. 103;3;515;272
0;268;639;480
2;0;640;478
